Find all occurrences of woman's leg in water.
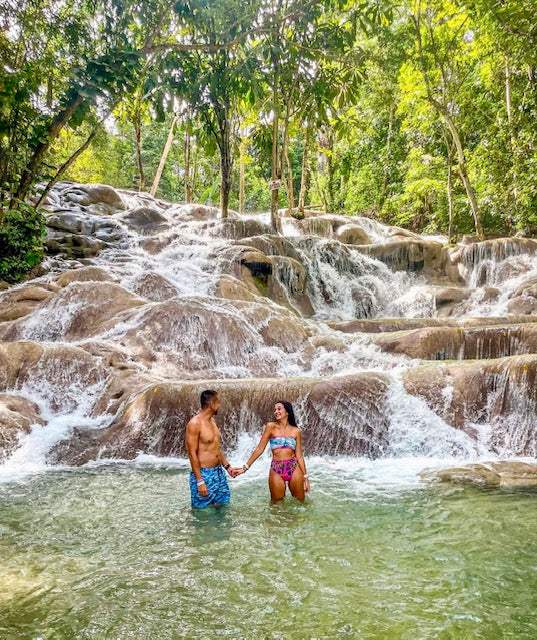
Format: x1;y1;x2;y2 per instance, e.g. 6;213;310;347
269;470;286;501
288;466;305;500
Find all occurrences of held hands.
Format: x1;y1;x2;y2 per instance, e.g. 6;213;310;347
227;466;245;478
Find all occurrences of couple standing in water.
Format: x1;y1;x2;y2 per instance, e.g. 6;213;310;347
185;390;310;508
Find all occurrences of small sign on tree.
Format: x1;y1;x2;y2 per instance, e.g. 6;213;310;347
268;179;281;191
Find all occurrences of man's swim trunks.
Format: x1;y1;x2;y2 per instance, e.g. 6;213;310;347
190;465;231;508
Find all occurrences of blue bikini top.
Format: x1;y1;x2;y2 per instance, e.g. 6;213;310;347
269;436;297;451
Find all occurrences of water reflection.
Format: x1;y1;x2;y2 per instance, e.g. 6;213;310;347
186;503;233;544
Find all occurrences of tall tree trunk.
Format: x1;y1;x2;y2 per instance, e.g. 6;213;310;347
184;111;193;203
239;136;246;214
14;92;85;203
150;113;179;197
36;125;101;209
282;112;295;212
378;106;394;211
134;119;145;192
270;54;280;230
505;60;519;225
297;126;311;217
413;10;484;240
445;134;455;243
219;113;232;219
325;128;336;214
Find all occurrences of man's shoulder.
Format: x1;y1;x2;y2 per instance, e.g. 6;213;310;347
186;414;202;431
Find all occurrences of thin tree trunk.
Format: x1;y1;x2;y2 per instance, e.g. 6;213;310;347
192;151;198;201
326;128;336;214
150;113;179;197
270;48;280;230
445;135;455;243
239;136;246;213
36;126;100;209
134;119;145;191
412;9;484;240
282;113;295;212
219;113;232;219
505;61;519;220
297;126;311;217
14;92;85;203
184;111;193;203
378;106;394;210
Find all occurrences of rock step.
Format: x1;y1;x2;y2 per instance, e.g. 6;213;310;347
420;461;537;487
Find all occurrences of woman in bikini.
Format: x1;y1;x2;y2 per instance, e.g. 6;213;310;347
240;401;310;500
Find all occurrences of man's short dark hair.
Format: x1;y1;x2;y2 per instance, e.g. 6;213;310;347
200;389;218;408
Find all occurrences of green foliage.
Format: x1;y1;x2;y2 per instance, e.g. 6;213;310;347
2;0;536;241
0;201;46;283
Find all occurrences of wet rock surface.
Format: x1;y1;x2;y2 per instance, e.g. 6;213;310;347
420;461;537;487
2;182;537;467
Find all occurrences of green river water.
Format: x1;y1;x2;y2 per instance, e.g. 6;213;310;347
1;463;536;640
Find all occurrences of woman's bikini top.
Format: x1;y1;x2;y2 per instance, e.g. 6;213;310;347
269;436;297;451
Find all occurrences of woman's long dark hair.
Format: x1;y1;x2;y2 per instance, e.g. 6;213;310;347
276;400;298;427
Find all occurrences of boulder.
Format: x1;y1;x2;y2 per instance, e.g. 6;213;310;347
62;183;126;210
213;275;259;302
420;461;537;487
55;266;116;287
53;373;391;464
0;394;45;462
207;218;273;239
130;272;180;302
0;342;45;389
45;232;105;258
372;323;537;360
119;207;169;234
4;282;145;342
403;355;537;455
336;224;371;245
360;239;446;275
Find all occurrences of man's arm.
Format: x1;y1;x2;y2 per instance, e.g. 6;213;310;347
186;418;208;497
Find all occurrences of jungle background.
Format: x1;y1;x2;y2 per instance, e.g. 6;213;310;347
1;0;536;281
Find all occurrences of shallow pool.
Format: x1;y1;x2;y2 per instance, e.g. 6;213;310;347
1;462;536;639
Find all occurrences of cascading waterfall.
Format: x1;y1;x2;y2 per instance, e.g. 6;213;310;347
2;182;537;482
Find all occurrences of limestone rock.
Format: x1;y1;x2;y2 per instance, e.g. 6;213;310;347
62;183;126;211
360;239;446;275
420;461;537;487
0;394;45;462
4;282;145;342
53;373;391;464
130;272;180;302
119;207;169;234
404;355;537;455
214;275;259;302
55;266;116;287
372;323;537;360
336;223;371;245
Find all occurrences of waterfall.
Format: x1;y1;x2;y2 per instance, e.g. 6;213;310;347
1;183;537;481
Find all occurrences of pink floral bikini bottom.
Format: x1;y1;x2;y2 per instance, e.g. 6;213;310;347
271;456;298;483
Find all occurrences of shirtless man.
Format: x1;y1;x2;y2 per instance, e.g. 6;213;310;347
185;390;239;508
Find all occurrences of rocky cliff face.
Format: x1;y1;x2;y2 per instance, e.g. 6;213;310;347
2;181;537;469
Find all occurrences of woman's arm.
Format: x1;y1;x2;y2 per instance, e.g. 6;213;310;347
295;428;310;493
242;424;273;471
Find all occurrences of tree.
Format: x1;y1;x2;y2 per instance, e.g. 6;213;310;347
409;0;484;239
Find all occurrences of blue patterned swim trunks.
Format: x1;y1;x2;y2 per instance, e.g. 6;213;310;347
190;465;231;508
